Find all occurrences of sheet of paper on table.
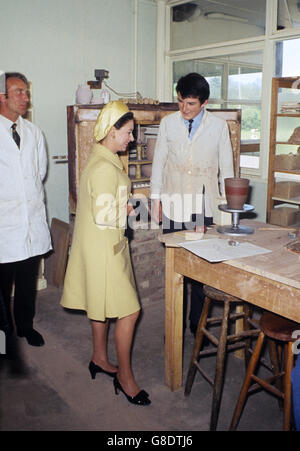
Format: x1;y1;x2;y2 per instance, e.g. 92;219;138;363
178;238;272;262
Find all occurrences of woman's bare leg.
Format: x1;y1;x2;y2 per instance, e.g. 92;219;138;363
114;310;140;396
91;320;117;372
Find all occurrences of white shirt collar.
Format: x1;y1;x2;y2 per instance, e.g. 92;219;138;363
0;114;20;132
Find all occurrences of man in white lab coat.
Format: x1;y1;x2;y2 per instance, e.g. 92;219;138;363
151;73;234;335
0;72;51;346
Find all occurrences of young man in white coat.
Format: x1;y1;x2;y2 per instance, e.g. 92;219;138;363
151;72;234;335
0;72;51;346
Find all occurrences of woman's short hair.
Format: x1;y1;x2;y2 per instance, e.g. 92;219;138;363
114;112;134;129
176;73;210;104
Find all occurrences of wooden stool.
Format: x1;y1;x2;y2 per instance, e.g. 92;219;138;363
184;285;260;431
229;311;299;431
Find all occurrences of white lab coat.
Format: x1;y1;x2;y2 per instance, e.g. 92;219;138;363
0;115;51;263
150;110;234;221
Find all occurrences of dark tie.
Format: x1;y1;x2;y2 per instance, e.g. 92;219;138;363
11;123;20;149
188;119;193;136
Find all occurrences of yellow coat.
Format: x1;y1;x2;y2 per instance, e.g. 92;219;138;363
60;144;140;321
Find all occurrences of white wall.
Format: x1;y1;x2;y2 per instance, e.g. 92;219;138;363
0;0;157;223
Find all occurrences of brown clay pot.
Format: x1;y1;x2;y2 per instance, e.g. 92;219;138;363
225;177;249;210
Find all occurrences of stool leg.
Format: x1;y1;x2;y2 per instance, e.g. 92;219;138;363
210;299;230;431
243;303;252;368
268;338;283;409
283;341;293;431
229;331;265;431
184;297;211;396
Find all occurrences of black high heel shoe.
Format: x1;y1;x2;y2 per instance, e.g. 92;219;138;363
89;361;117;379
113;376;151;406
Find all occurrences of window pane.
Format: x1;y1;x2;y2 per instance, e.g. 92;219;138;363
206;76;222;99
170;0;266;51
275;38;300;77
229;104;261;141
207;103;222;109
228;70;262;101
278;0;300;31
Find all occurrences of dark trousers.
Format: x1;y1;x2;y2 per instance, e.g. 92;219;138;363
0;287;10;334
0;256;41;334
162;214;213;334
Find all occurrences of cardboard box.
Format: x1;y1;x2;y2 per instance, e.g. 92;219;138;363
274;181;300;199
274;153;300;171
269;207;300;226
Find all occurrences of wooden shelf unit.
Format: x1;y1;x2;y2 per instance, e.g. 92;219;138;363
266;76;300;222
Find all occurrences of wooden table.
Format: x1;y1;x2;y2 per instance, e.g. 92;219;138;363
160;220;300;391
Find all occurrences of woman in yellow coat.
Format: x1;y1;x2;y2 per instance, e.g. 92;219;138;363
61;101;150;406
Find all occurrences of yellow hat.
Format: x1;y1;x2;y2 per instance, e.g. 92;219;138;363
94;100;130;142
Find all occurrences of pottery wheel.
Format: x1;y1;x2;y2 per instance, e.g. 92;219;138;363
217;204;255;236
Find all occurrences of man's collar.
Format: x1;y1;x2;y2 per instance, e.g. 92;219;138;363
183;108;205;125
0;113;20;130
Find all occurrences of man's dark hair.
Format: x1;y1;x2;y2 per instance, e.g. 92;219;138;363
176;73;210;104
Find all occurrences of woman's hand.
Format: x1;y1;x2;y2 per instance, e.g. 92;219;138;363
195;225;207;234
151;199;162;224
127;202;135;216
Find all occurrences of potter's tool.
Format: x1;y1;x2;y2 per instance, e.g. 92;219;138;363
228;239;239;246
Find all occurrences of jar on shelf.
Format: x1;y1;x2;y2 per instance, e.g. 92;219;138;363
76;84;92;104
101;88;110;104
